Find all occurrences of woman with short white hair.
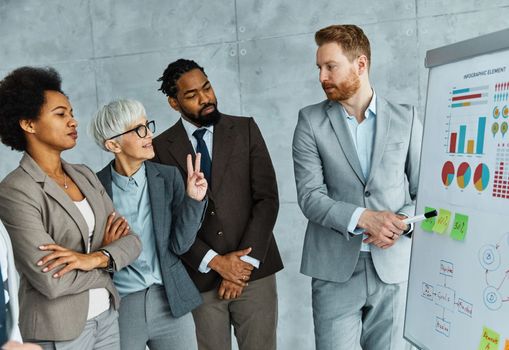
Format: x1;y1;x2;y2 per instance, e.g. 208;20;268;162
90;99;207;350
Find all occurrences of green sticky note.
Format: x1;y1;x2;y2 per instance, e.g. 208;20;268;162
432;208;451;234
421;206;436;232
478;326;500;350
450;213;468;241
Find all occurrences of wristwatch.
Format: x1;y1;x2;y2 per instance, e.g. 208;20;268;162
99;249;115;273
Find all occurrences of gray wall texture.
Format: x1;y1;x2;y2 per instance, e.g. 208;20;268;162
1;0;508;348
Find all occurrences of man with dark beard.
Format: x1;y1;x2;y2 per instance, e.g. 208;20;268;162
292;25;422;349
152;59;283;350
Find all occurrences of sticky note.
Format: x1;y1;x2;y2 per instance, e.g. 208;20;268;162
450;213;469;241
421;206;436;232
432;208;451;234
478;326;500;350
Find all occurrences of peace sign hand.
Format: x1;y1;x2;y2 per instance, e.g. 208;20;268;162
186;153;208;201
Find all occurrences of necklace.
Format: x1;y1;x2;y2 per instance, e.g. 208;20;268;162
63;172;69;189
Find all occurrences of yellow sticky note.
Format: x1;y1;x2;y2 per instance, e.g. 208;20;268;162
421;206;436;232
432;208;451;234
450;213;468;241
478;326;500;350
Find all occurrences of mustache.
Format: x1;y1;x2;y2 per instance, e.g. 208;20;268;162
321;83;336;89
200;103;216;115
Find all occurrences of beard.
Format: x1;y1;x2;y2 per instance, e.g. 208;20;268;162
322;67;361;101
180;102;221;127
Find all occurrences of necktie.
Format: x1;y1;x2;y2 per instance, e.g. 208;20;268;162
193;128;212;185
0;266;7;345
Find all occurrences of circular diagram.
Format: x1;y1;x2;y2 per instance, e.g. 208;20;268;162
484;286;502;310
494;106;500;119
456;162;471;189
492;122;499;136
503;105;509;118
441;161;455;187
479;244;501;271
474;163;490;191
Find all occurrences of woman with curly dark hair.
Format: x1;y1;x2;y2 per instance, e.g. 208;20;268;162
0;66;141;350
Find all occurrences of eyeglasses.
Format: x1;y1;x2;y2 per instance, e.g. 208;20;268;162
108;120;156;140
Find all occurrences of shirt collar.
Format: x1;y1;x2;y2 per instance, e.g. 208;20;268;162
342;90;377;121
110;162;146;191
181;117;214;140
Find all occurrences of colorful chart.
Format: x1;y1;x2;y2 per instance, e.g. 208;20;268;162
456;162;471;189
494;106;500;119
441;161;455;186
474;163;490;191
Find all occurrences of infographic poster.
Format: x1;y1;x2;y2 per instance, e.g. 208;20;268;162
405;47;509;350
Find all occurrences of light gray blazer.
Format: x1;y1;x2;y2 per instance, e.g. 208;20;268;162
0;153;142;341
293;97;422;284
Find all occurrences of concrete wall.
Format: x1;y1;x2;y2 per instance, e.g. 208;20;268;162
1;0;508;348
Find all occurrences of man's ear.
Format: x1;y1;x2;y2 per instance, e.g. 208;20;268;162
357;55;369;75
19;119;35;133
168;97;180;112
104;139;122;154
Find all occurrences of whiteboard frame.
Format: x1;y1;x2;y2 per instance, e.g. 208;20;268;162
404;27;509;350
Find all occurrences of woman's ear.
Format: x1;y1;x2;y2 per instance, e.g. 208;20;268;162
104;139;122;154
19;119;35;133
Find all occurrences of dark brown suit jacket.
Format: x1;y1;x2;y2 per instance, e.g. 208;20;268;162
152;114;283;292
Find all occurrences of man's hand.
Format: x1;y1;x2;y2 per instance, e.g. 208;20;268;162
358;209;407;249
37;244;108;278
102;212;129;246
186;153;208;201
2;340;42;350
208;247;254;286
218;279;244;300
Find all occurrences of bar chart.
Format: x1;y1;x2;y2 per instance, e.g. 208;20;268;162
447;116;487;155
450;85;489;108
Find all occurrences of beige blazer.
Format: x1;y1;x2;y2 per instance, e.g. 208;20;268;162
0;153;141;341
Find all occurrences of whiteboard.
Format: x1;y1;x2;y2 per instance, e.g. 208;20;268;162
405;29;509;350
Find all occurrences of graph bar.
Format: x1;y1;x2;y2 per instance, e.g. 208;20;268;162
451;100;488;108
458;126;466;153
476;117;486;154
449;132;457;153
467;140;475;154
451;93;484;101
452;86;489;94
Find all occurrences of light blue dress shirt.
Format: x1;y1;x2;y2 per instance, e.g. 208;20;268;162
110;163;163;297
180;117;260;272
344;92;377;252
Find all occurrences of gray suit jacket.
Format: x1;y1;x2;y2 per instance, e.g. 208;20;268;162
0;153;142;341
97;161;205;317
293;97;422;284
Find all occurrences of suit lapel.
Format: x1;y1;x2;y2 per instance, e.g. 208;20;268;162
211;116;235;195
145;162;166;247
325;101;366;185
20;154;90;248
166;120;195;174
64;161;103;248
366;97;391;187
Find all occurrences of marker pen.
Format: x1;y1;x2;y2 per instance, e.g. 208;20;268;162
402;210;438;225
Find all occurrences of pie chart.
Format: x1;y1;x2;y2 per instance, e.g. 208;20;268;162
474;163;490;191
456;162;471;189
441;161;455;187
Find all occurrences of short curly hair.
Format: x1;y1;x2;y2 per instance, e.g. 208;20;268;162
157;59;206;98
0;66;63;151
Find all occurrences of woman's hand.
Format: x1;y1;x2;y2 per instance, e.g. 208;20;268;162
37;244;108;278
102;212;129;246
186;153;208;201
